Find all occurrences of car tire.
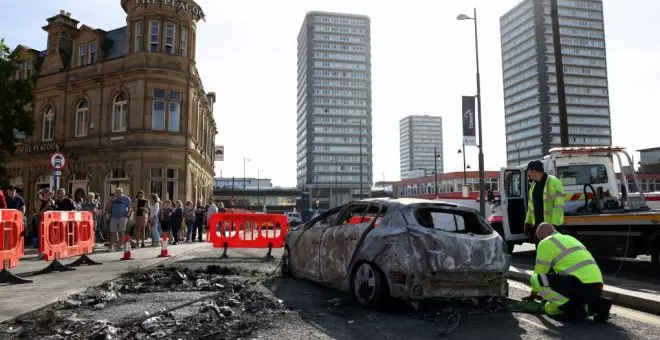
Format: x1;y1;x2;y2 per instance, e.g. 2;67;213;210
352;262;387;306
281;246;293;277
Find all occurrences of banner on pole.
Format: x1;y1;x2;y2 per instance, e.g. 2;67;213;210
462;96;476;146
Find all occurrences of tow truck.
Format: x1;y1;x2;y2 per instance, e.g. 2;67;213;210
488;146;660;269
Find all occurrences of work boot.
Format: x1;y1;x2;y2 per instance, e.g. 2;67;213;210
588;297;612;322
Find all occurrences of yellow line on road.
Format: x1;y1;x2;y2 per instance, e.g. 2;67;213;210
508;280;660;327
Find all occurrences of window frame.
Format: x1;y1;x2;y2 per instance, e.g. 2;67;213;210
149;20;160;52
89;41;97;64
167;91;181;132
151;89;182;132
164;22;176;55
74;100;89;137
134;21;144;52
42;107;54;142
150;167;178;200
151;89;166;130
180;25;188;57
112;93;128;133
78;45;87;66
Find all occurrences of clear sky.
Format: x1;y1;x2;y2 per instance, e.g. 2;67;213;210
2;0;658;187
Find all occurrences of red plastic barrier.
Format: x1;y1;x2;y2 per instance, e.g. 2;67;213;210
347;215;382;227
36;211;100;274
0;209;31;284
207;213;288;258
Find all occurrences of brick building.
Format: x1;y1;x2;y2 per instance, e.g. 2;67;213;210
7;0;217;217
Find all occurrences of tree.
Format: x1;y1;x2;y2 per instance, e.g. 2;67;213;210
0;38;35;188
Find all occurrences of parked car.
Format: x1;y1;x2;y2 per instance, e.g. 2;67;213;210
280;198;510;306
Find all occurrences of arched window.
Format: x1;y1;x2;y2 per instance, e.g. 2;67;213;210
75;99;89;137
42;106;54;141
112;92;127;133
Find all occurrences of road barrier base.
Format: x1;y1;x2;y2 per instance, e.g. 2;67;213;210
34;259;76;276
67;253;102;267
221;242;229;258
0;268;32;285
264;243;274;260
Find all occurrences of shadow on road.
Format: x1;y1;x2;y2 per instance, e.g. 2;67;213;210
261;276;527;339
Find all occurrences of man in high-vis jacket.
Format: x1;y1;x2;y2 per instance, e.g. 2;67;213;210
525;222;611;321
524;160;565;238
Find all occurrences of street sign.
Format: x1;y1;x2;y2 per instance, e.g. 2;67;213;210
50;152;66;170
51;170;62;176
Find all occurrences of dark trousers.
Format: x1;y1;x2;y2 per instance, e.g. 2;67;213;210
192;220;204;241
171;222;181;244
546;274;602;321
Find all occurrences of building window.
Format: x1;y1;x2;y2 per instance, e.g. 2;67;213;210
180;25;188;57
79;45;87;66
89;41;97;64
42;107;54;141
164;22;176;55
23;60;32;79
168;91;181;132
150;168;178;200
75;100;89;137
134;22;144;52
112;92;128;133
152;89;166;130
152;89;181;132
149;21;160;52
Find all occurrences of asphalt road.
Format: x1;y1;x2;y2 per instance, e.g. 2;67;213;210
511;243;660;284
172;247;660;339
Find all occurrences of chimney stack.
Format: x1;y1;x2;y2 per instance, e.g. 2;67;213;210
207;92;217;113
59;10;65;15
65;12;71;17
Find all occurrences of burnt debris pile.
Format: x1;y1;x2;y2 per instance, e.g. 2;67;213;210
0;265;287;340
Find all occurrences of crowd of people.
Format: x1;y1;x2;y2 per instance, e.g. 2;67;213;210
0;186;225;251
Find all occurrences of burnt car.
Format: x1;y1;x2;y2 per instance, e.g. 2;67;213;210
280;198;510;305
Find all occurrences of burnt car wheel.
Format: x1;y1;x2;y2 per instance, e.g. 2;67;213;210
353;262;387;306
281;246;293;277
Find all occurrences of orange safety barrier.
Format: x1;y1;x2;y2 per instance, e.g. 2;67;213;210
0;209;32;284
347;215;382;227
207;212;288;259
36;211;101;275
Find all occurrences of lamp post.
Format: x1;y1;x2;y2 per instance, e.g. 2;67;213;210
334;155;338;207
517;144;521;166
243;157;250;210
457;142;467;185
458;8;486;217
314;172;319;209
433;146;442;199
257;169;262;209
359;118;364;200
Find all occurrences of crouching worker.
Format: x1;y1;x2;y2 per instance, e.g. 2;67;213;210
524;222;612;322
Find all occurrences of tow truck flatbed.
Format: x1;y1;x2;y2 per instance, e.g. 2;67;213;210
565;210;660;226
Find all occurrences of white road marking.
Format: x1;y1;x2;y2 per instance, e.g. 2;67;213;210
518;317;560;334
508;279;660;327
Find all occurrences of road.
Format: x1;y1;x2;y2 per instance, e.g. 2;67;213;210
511;243;660;284
171;247;660;339
2;244;660;339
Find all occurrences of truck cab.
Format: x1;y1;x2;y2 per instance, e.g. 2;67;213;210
491;146;650;253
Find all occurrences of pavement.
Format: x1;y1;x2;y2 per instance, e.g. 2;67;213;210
0;241;208;323
508;244;660;316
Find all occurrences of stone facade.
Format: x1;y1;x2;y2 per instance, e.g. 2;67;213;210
7;0;216;218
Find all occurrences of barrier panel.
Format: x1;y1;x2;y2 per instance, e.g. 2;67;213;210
347;215;382;227
0;209;32;284
207;213;288;259
36;211;101;275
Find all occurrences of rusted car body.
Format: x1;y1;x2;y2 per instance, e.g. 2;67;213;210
281;198;510;305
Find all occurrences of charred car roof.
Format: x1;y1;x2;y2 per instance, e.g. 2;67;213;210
347;197;481;214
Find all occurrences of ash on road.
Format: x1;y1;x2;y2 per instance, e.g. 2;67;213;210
1;251;659;340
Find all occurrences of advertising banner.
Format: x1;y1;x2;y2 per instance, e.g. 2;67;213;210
462;96;476;146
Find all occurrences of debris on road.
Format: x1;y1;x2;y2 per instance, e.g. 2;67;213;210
0;265;285;340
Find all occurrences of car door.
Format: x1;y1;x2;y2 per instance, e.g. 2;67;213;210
319;203;378;284
500;167;528;241
290;207;342;281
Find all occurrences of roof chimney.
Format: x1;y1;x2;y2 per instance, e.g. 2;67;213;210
59;10;65;15
65;12;71;17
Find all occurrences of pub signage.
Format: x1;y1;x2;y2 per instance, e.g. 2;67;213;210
22;142;59;154
135;0;206;21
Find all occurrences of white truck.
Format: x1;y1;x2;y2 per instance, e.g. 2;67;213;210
488;146;660;269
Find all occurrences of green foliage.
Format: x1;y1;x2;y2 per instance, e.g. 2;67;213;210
0;38;35;185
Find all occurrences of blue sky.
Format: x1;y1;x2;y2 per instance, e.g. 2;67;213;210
2;0;659;187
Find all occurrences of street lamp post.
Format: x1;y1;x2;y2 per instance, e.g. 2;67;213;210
517;144;521;166
257;169;261;210
359;119;363;200
433;146;440;199
458;8;486;217
314;172;319;209
243;157;248;210
457;142;467;185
